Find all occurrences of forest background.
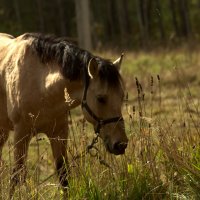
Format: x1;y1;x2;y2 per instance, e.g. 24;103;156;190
0;0;198;50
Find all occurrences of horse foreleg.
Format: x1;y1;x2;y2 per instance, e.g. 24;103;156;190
0;129;9;167
10;126;31;198
0;129;9;198
48;127;69;190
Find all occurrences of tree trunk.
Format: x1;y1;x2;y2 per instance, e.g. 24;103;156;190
123;0;131;34
105;0;116;39
56;0;66;36
13;0;22;31
155;0;165;40
36;0;45;32
75;0;92;50
178;0;191;37
116;0;131;45
136;0;150;47
169;0;180;37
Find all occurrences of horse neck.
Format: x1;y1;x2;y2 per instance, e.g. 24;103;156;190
64;77;84;109
45;63;84;108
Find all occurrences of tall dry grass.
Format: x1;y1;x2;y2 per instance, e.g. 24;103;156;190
0;51;199;199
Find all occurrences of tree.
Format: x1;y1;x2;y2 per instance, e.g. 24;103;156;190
56;0;66;36
116;0;131;45
105;0;118;41
13;0;22;32
75;0;92;50
178;0;191;38
155;0;165;40
136;0;152;46
169;0;180;37
36;0;45;32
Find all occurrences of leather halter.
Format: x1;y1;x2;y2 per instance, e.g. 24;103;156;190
81;64;124;135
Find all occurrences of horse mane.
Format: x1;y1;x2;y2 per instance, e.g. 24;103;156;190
23;33;122;87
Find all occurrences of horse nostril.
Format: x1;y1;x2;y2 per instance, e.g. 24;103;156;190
113;142;127;153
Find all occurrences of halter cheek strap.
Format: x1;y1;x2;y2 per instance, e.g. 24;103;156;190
82;100;123;134
81;65;124;135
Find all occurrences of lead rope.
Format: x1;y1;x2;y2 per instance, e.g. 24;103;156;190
68;107;112;169
73;133;112;169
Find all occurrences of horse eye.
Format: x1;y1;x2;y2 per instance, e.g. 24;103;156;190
97;95;107;104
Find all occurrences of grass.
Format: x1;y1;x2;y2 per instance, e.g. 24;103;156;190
0;48;200;199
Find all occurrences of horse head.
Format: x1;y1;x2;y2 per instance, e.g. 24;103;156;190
82;54;128;155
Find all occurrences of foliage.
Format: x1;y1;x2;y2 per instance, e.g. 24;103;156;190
1;0;200;48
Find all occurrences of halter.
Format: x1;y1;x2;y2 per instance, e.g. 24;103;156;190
81;64;124;135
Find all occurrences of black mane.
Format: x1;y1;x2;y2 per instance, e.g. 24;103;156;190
23;33;122;86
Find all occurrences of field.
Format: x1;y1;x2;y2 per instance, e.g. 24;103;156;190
0;48;200;199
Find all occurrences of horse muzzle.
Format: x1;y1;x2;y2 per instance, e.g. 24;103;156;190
105;140;128;155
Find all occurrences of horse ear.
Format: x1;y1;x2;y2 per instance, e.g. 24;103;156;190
88;58;98;79
113;53;124;71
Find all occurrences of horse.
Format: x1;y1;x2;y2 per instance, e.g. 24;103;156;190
0;32;128;196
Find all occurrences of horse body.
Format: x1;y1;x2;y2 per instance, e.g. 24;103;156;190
0;33;128;196
0;34;69;132
0;34;21;130
0;34;71;195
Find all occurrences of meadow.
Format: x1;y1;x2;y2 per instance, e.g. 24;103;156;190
0;47;199;199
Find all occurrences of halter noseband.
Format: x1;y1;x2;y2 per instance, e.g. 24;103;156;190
81;64;124;135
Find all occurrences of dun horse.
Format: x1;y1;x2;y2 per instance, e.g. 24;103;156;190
0;33;128;195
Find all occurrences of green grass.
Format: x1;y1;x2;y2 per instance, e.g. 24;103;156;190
0;49;200;199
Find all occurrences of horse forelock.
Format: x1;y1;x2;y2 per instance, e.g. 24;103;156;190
23;33;123;88
96;58;123;89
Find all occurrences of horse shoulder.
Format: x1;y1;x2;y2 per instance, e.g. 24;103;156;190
5;39;40;121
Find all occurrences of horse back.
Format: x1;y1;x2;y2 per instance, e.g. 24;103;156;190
0;33;14;39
